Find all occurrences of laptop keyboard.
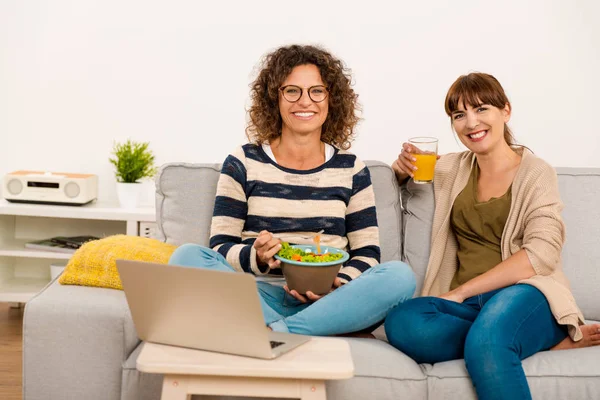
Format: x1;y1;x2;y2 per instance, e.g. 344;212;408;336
270;340;285;349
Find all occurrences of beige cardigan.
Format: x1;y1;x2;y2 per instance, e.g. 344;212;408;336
421;148;585;341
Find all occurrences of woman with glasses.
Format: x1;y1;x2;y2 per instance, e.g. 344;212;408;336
168;44;416;336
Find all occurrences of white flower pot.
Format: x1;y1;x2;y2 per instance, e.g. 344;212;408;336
116;182;142;208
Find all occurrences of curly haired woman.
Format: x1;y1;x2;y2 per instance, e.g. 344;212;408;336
168;44;416;336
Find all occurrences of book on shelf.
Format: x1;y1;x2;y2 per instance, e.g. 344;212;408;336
25;236;100;254
25;239;77;254
50;235;100;249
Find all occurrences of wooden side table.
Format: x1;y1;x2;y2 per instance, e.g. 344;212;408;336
136;337;354;400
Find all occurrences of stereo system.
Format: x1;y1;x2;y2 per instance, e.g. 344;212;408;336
3;170;98;206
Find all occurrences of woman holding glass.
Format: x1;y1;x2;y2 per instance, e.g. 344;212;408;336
386;72;600;400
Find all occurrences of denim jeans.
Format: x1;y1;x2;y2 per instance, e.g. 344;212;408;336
169;243;416;336
384;285;568;400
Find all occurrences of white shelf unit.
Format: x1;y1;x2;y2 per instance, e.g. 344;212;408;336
0;199;156;303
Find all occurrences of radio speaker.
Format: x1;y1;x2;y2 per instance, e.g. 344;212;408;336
64;182;81;199
7;179;23;195
2;170;98;205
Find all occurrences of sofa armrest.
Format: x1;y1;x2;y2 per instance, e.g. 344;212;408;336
23;278;140;400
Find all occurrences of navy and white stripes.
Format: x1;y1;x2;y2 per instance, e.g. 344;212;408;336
209;144;381;283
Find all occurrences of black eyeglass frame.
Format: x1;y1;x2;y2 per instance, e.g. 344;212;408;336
278;85;329;103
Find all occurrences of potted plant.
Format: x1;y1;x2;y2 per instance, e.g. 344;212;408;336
109;139;157;208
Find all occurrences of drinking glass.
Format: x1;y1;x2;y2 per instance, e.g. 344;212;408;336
408;137;438;184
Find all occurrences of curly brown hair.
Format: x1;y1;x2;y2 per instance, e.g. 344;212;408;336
246;44;360;150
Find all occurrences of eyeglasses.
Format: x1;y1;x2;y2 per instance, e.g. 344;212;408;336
279;85;328;103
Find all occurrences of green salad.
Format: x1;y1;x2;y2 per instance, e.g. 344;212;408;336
277;242;344;263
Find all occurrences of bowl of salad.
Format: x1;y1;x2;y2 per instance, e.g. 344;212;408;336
274;242;349;295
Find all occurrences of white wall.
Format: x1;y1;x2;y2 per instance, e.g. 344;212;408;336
1;0;599;203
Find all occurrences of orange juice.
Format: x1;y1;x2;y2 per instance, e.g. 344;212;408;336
412;153;437;183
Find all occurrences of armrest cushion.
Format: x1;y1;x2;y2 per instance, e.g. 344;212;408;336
23;278;140;400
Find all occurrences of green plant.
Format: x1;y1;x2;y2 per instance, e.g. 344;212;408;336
109;139;157;183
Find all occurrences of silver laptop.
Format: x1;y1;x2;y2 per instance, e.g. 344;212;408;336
117;259;310;359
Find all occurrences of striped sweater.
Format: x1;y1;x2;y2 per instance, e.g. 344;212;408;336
209;143;381;283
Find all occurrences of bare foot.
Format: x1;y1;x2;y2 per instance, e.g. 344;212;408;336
551;323;600;350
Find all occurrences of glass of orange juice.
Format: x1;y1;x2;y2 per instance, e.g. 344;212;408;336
408;137;438;184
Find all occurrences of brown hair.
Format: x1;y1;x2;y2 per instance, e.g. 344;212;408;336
444;72;516;146
245;44;360;150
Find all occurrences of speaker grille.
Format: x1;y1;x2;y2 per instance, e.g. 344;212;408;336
64;182;80;198
7;179;23;195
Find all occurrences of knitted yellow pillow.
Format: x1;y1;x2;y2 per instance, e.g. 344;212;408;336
58;234;177;290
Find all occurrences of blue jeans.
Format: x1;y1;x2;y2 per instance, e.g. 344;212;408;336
169;243;416;336
384;285;568;400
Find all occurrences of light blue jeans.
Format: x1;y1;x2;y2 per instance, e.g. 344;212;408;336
169;243;416;336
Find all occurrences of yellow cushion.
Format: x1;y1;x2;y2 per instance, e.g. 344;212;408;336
58;234;177;290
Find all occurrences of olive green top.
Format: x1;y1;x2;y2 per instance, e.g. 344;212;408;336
450;164;512;290
422;150;584;341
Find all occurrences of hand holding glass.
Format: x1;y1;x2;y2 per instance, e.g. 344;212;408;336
408;137;438;184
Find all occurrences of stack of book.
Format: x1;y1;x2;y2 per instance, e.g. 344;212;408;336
25;236;100;254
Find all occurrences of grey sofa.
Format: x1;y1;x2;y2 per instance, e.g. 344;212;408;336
23;161;600;400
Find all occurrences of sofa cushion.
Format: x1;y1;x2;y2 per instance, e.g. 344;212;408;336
423;321;600;400
154;161;403;263
400;180;434;295
155;162;222;246
556;168;600;320
364;161;403;263
326;337;426;400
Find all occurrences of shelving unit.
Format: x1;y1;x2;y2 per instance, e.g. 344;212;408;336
0;199;156;303
0;238;72;260
0;277;51;303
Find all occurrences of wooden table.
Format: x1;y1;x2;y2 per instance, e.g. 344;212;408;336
136;337;354;400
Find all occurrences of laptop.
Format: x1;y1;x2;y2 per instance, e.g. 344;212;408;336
116;259;310;359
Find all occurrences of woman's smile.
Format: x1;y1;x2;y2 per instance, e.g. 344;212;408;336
467;129;488;142
291;111;317;120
